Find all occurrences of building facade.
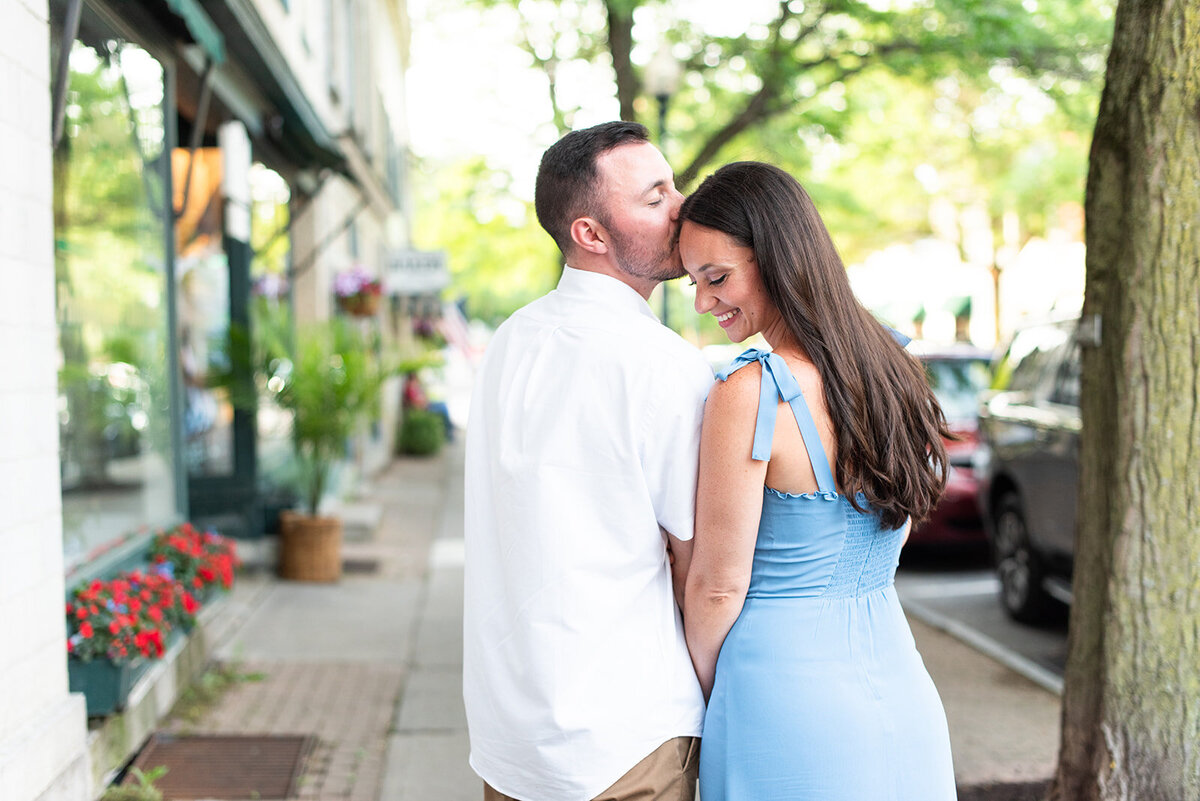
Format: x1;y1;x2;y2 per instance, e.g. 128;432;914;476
1;0;417;797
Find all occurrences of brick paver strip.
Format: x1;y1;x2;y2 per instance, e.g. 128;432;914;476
170;662;405;800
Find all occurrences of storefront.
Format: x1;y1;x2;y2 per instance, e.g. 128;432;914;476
49;0;354;577
51;0;191;574
6;1;412;797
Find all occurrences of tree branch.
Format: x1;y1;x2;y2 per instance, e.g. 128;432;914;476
676;0;804;188
678;86;781;189
677;37;925;189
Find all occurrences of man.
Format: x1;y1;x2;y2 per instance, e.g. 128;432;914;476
463;121;713;801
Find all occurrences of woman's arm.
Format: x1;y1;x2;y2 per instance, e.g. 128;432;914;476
684;368;769;700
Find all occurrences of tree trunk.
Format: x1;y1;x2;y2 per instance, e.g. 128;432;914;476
1049;2;1200;800
605;0;637;122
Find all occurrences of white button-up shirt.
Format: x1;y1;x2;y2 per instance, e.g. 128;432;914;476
463;267;712;800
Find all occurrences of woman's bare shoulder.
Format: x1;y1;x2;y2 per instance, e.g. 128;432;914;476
706;360;762;421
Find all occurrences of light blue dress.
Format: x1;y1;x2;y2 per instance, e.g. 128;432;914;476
699;349;957;801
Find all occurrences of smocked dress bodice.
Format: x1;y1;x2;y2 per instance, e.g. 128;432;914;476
718;348;908;599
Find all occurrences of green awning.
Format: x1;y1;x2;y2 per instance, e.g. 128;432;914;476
945;296;972;318
163;0;226;64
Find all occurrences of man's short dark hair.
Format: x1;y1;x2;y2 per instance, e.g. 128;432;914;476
534;121;650;257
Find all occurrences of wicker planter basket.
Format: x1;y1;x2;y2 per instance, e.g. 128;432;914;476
337;292;382;317
278;511;343;582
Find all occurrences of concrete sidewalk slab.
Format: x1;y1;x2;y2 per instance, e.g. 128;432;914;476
382;730;476;801
214;578;420;663
912;616;1062;787
412;563;464;667
396;667;465;732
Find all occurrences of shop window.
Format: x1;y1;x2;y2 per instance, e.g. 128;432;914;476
174;148;236;477
52;9;181;572
247;164;296;498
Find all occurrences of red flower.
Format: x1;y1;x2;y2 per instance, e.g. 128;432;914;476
69;522;237;664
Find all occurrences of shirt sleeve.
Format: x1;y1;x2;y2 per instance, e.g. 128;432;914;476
641;352;715;542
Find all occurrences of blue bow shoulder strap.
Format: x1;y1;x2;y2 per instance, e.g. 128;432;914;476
716;348;837;494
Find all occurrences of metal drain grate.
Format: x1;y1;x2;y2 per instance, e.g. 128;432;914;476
127;733;315;799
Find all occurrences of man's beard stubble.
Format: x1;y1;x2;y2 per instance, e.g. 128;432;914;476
609;225;686;283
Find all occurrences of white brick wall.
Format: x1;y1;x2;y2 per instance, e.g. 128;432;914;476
0;0;91;798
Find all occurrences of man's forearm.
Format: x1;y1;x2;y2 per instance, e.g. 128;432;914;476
666;532;693;612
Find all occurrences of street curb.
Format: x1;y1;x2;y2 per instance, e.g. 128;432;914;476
904;598;1064;696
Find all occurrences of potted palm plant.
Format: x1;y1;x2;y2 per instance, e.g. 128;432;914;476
274;318;385;581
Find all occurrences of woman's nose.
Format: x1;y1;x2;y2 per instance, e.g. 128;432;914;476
694;285;714;314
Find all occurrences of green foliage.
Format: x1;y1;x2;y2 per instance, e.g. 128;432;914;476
170;662;266;729
214;297;294;412
275;319;389;514
398;409;446;456
414;157;559;324
100;766;167;801
461;0;1114;188
397;349;446;377
425;0;1113;330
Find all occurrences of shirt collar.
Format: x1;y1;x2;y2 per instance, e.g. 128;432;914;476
557;266;661;322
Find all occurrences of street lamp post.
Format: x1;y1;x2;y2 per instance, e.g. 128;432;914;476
645;44;682;329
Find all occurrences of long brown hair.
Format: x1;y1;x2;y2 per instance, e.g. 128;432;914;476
680;161;950;528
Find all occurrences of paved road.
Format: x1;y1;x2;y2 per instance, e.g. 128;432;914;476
895;545;1069;694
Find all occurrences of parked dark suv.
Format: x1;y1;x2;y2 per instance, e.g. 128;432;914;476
977;318;1081;623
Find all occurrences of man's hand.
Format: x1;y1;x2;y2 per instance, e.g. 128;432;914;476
663;528;694;612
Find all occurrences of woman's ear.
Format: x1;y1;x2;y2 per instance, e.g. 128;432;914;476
570;217;609;255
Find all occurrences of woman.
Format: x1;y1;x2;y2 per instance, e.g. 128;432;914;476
678;162;957;800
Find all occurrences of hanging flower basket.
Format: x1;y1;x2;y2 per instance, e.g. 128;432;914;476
336;291;382;317
334;265;384;317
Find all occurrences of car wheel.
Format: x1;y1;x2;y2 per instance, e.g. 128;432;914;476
992;493;1052;624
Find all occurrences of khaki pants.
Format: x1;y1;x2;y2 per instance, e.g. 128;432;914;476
484;736;699;801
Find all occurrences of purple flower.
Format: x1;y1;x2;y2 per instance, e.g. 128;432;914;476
253;273;289;300
334;264;381;298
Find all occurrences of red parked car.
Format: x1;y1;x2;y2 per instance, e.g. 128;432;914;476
906;343;993;546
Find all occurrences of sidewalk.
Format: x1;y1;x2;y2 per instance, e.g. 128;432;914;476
176;435;1061;800
167;438;474;800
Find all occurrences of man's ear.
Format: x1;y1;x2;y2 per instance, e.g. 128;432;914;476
570;217;609;255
